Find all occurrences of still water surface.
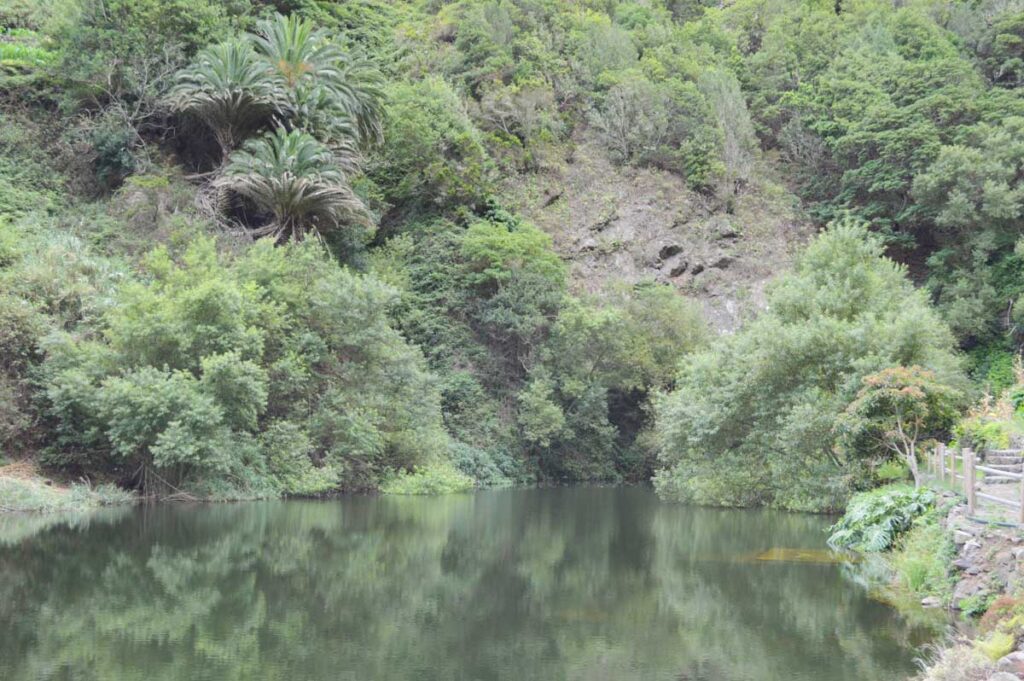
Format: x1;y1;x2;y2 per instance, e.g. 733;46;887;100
0;487;934;681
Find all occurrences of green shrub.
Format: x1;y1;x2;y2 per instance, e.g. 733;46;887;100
371;77;496;216
447;442;512;488
39;236;449;495
961;593;999;619
656;221;962;511
827;485;938;552
975;630;1015;661
380;461;475;495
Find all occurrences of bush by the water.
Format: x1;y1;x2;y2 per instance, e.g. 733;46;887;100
827;486;938;552
380;461;475;495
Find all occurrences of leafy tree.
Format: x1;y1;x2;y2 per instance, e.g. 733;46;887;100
217;127;369;241
837;366;963;488
654;220;963;511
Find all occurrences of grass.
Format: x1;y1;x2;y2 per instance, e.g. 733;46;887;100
917;643;995;681
0;465;135;513
890;519;956;604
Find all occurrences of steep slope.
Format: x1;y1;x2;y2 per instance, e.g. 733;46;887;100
502;134;814;332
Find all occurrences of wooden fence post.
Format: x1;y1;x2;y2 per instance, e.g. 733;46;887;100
1018;471;1024;525
949;446;956;484
965;448;977;516
937;443;946;483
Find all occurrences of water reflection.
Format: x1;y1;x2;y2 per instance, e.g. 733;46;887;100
0;487;932;681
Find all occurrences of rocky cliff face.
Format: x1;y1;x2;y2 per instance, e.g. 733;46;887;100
501;135;813;333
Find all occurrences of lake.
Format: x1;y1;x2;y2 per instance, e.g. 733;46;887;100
0;487;934;681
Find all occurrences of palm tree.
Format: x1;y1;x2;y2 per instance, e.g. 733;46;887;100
252;13;384;148
166;41;285;162
217;127;369;242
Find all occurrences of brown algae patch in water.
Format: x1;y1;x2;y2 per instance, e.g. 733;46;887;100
743;547;860;564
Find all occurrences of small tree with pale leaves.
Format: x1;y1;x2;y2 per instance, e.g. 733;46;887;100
837;366;962;488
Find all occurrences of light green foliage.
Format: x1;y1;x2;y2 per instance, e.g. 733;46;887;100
0;477;134;513
0;27;57;87
827;485;938;552
655;221;962;510
976;630;1015;661
39;236;448;495
517;377;565;449
0;114;64;218
371;77;496;216
380;460;475;495
890;520;955;602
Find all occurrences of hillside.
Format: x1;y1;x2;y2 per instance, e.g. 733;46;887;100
0;0;1023;514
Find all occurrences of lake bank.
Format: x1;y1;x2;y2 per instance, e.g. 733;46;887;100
910;498;1024;680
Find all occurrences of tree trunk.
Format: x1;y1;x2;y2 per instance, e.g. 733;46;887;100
906;442;921;489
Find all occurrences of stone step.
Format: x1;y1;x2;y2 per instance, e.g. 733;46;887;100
983;462;1024;470
987;449;1024;457
983;454;1024;464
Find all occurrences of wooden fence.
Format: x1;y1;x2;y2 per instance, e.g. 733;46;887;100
927;444;1024;525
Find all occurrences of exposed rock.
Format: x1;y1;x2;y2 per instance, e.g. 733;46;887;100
987;672;1021;681
920;596;943;608
997;652;1024;675
691;264;705;276
953;580;987;604
710;256;735;270
953;558;974;571
500;134;814;333
658;244;682;261
955;530;975;545
666;255;689;278
541;190;562;208
707;215;740;240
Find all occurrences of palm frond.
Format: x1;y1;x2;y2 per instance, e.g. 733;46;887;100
216;127;369;242
166;40;285;157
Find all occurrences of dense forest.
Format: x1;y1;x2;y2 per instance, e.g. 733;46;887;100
3;0;1024;511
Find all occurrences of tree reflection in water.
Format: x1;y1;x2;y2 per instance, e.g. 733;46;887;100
0;487;935;681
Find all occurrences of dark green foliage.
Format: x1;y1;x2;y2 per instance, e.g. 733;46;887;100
378;213;707;484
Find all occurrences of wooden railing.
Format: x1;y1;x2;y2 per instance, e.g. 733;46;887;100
927;444;1024;525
